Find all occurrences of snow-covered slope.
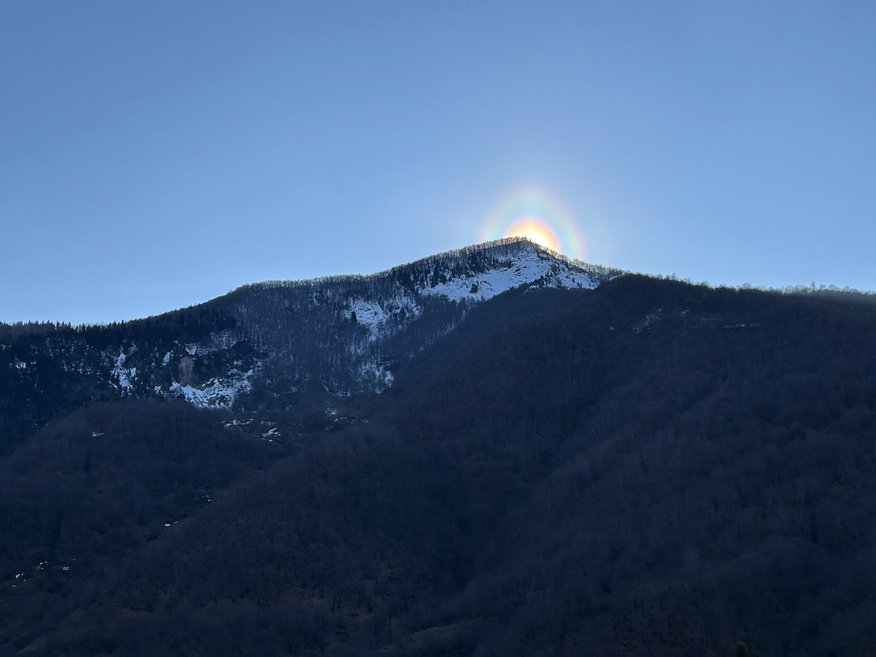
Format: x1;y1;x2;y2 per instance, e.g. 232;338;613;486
208;238;618;398
0;239;620;411
418;241;601;302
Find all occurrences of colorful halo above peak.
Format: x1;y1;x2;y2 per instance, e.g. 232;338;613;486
501;216;562;253
478;187;585;259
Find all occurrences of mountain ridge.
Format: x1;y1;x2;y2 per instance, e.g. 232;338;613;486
228;237;619;295
0;239;618;449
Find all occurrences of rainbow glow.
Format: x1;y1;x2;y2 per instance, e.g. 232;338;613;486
478;186;585;259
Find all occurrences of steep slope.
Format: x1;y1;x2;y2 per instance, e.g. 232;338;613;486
0;239;616;450
10;277;876;657
208;237;614;398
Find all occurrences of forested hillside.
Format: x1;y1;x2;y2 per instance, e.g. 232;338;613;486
0;239;613;455
2;275;875;656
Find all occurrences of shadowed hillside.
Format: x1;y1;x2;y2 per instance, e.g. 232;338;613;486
3;276;875;656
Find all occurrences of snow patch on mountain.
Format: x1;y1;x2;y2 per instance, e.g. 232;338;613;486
346;294;422;340
348;299;389;338
185;331;238;357
420;247;600;302
111;351;137;393
169;367;254;409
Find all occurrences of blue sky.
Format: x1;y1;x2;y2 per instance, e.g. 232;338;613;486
2;1;875;323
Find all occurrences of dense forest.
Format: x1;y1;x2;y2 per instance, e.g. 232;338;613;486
2;273;876;655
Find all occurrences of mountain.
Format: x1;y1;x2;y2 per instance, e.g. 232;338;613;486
0;238;616;453
2;243;876;657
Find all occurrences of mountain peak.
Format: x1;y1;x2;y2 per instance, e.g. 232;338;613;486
239;237;616;295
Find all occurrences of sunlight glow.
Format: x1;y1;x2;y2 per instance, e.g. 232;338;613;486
479;186;585;259
501;216;562;252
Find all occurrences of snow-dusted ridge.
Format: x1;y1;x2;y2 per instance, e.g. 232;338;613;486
417;243;604;302
198;238;622;402
0;239;622;412
162;240;620;404
234;237;619;295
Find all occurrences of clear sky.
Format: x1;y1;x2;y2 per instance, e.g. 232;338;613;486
2;1;875;324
